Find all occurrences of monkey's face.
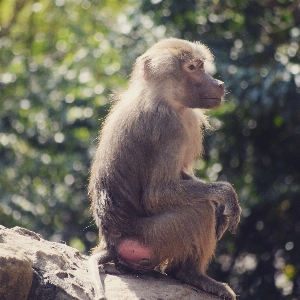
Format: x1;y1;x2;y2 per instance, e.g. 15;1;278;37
180;60;225;109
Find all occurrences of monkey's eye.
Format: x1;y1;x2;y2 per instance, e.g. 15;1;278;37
188;64;195;70
199;62;204;69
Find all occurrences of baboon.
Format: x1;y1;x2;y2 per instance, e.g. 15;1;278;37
88;38;241;300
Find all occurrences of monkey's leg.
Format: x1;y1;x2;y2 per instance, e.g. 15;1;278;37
140;202;236;300
88;250;112;300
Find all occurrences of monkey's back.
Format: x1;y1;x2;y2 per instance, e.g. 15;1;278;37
89;96;201;238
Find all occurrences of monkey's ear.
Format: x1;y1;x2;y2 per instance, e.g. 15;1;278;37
141;56;152;81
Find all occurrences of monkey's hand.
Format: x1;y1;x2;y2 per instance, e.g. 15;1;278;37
214;203;229;240
222;183;241;234
209;182;242;235
226;205;242;234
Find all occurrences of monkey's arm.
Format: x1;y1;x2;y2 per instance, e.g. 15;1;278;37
142;135;241;233
182;172;231;239
143;178;240;233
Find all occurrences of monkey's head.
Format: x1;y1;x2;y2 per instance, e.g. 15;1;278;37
131;38;225;110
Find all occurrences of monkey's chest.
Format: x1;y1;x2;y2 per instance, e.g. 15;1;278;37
181;125;202;174
182;141;201;173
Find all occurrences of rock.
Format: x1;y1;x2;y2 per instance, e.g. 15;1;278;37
101;264;221;300
0;226;93;300
0;244;33;300
0;226;222;300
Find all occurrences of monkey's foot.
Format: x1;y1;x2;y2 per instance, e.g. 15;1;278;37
116;239;157;271
177;274;236;300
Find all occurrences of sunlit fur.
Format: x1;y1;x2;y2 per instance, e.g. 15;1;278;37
89;38;241;300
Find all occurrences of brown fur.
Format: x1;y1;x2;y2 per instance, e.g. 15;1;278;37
88;38;241;300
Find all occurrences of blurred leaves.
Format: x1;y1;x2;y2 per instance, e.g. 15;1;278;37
0;0;129;249
141;0;300;299
1;0;300;299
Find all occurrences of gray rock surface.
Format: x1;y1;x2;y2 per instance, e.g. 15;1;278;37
0;244;33;300
0;226;221;300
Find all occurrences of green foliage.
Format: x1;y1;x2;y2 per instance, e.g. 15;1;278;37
0;0;128;250
1;0;300;299
139;0;300;298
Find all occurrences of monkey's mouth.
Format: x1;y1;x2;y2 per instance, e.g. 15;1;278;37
199;97;222;109
200;98;222;100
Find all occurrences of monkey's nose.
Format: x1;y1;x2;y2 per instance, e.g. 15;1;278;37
218;82;225;90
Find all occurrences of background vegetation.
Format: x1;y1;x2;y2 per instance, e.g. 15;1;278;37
0;0;299;299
